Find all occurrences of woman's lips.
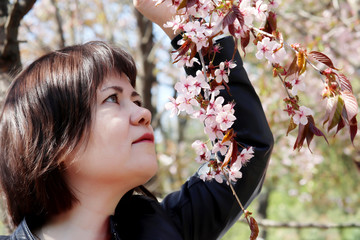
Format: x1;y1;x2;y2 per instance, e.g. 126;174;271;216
133;133;154;144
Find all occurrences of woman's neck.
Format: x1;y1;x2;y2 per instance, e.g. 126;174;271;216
34;183;126;240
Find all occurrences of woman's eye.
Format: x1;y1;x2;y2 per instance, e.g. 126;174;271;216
134;100;142;107
105;94;118;103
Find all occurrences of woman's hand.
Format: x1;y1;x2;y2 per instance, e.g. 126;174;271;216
133;0;178;39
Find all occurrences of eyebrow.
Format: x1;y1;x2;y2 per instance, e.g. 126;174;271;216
100;86;140;98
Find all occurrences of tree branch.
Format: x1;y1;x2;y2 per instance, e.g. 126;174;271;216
50;0;65;48
1;0;36;72
239;218;360;229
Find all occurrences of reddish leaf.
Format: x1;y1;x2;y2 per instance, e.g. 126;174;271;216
240;30;250;56
327;95;344;132
228;23;235;36
293;122;308;150
297;51;307;75
249;217;259;240
173;39;192;63
222;129;234;143
335;115;345;135
341;90;359;122
230;139;238;167
264;11;277;34
337;73;353;93
222;10;236;30
323;97;336;126
190;42;198;60
309;51;338;70
308;116;328;144
349;116;358;144
285;55;299;80
222;141;233;170
232;5;245;27
286;118;297;136
177;0;197;10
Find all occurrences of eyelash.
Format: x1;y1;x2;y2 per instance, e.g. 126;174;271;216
104;94;142;107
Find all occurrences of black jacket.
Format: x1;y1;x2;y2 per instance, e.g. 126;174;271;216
1;36;273;240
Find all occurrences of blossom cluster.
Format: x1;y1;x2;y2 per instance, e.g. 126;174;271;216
161;0;285;183
160;0;358;181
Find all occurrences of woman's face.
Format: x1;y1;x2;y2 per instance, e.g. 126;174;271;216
66;72;157;193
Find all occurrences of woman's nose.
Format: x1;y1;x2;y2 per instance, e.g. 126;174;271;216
130;105;152;126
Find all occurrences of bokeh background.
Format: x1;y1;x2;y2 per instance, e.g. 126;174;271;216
0;0;359;239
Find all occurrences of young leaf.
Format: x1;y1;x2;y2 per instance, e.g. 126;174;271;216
222;10;236;30
337;73;353;93
297;51;307;75
286;118;297;136
308;116;328;144
241;30;250;56
285;55;299;79
249;217;259;240
293;122;308;150
231;5;245;27
222;141;233;170
327;95;344;132
323;97;336;126
309;51;338;70
341;90;359;122
222;129;234;143
349;117;358;144
335;116;345;135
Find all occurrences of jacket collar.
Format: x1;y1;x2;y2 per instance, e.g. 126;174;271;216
11;217;121;240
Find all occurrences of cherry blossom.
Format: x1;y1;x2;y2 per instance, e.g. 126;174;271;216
165;97;180;117
236;147;255;165
212;141;231;155
228;164;243;182
214;62;229;83
204;118;224;141
215;104;236;131
293;106;314;125
255;37;275;61
175;75;196;94
176;93;199;114
252;0;268;22
290;73;306;96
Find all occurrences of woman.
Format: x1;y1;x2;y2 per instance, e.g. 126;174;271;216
0;1;273;239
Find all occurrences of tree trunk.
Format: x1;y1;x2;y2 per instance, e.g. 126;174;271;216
257;187;271;240
133;8;156;119
0;0;36;74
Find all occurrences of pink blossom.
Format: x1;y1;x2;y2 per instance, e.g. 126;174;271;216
193;70;210;94
290;73;306;96
215;104;236;131
200;171;213;181
165;97;180;117
192;140;208;155
213;169;224;184
235;147;254;165
204;118;224;141
268;0;279;10
256;37;275;60
252;0;268;22
270;43;286;64
228;164;243;182
173;54;200;68
175;75;196;94
212;141;230;155
206;94;224;115
293;106;314;125
214;62;229;83
177;93;199;114
164;15;185;34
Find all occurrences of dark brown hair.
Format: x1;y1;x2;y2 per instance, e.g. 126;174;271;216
0;41;137;228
